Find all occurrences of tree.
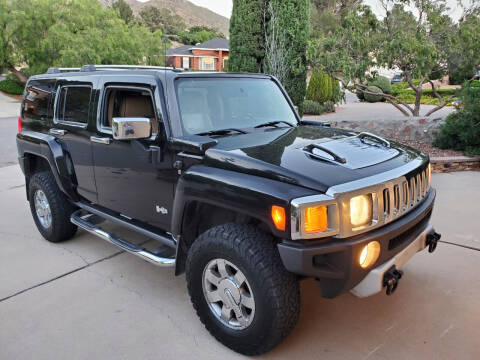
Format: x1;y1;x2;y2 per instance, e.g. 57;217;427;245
448;9;480;83
229;0;309;110
178;26;225;45
308;0;464;117
0;0;27;83
229;0;266;73
1;0;165;84
138;6;185;36
111;0;134;25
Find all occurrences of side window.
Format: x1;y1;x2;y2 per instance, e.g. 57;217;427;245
23;79;55;122
102;87;158;135
56;86;92;124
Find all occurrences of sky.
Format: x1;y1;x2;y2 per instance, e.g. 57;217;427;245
137;0;466;21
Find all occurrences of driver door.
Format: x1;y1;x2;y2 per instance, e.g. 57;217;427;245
91;78;176;230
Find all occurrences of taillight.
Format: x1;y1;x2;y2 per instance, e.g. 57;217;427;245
18;117;22;133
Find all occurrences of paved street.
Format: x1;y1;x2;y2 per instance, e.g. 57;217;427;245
0;164;479;359
305;101;454;123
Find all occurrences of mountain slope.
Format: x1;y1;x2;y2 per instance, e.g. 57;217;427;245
126;0;230;36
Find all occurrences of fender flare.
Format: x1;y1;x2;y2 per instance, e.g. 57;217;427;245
171;165;316;275
16;131;79;201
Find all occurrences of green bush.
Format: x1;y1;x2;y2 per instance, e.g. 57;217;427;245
306;69;333;104
332;79;345;104
324;101;335;113
368;75;392;94
302;100;325;115
471;80;480;88
395;88;457;96
395;93;454;106
364;86;383;102
0;79;24;95
435;84;480;156
391;81;410;94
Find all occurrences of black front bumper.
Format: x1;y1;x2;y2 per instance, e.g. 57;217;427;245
277;189;436;298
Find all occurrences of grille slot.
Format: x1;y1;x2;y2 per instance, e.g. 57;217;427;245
383;189;390;216
393;185;400;214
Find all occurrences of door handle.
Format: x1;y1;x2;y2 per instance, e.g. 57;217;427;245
90;136;112;145
49;128;67;136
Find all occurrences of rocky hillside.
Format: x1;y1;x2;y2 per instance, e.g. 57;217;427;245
125;0;229;36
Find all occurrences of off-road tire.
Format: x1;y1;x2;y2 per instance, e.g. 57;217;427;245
28;171;77;242
186;223;300;355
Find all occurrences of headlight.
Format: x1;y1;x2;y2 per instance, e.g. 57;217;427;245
350;194;373;228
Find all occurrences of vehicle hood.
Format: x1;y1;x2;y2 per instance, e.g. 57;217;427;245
203;125;427;193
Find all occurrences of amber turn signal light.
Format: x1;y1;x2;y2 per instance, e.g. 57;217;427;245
271;205;286;231
304;205;328;233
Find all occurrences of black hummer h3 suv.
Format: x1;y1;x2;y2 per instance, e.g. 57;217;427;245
16;65;440;355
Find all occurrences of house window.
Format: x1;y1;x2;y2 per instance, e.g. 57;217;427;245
222;57;229;70
199;57;216;71
182;57;190;69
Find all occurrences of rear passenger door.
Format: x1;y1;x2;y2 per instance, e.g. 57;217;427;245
50;79;97;202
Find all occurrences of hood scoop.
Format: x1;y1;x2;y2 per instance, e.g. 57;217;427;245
303;133;400;169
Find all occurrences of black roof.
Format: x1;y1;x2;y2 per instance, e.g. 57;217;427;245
166;37;229;56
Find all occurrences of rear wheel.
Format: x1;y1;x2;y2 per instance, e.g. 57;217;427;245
186;223;300;355
28;171;77;242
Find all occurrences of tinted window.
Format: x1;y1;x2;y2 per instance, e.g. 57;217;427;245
57;86;91;124
176;78;297;135
23;80;55;122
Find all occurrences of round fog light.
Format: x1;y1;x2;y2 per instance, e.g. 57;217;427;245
359;241;381;269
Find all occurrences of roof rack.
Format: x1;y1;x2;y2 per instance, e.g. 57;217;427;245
80;64;180;72
46;65;183;74
46;67;81;74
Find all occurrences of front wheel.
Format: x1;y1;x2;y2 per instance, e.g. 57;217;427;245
186;223;300;355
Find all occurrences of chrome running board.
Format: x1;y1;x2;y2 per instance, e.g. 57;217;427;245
71;210;175;267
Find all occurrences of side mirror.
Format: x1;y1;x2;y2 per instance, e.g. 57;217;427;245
112;117;151;140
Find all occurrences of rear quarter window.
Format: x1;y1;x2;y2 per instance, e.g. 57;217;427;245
22;79;56;123
56;86;92;125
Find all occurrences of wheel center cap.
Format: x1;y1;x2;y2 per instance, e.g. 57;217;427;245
218;279;241;307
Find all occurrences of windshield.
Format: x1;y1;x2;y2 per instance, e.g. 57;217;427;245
175;78;297;135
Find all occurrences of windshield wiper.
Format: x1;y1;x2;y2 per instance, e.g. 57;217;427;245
196;128;247;136
254;121;295;128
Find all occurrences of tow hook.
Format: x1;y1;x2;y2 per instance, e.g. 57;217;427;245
383;266;403;295
426;231;441;253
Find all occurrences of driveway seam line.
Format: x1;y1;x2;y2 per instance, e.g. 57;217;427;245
0;250;124;303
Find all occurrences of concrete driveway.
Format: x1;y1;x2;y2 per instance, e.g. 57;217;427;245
0;91;21;168
0;163;479;359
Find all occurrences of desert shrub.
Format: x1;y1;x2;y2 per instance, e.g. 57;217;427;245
306;69;333;104
368;75;392;94
303;100;325;115
364;86;383;102
323;100;335;112
0;79;24;95
435;84;480;156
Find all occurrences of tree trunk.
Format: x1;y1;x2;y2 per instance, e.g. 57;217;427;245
8;65;27;85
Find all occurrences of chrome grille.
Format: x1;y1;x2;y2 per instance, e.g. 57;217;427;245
382;167;430;225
